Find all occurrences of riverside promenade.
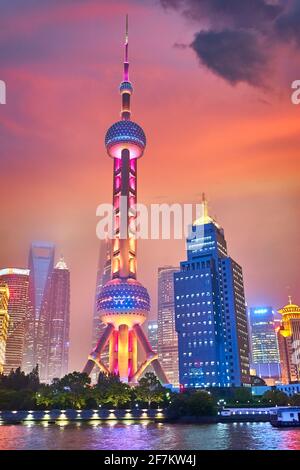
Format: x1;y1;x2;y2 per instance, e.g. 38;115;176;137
0;408;274;424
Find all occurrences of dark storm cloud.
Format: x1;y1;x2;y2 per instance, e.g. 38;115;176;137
161;0;283;29
275;1;300;45
191;30;267;86
160;0;298;88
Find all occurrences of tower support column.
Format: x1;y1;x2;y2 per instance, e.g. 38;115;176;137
118;324;129;381
129;329;137;379
109;329;118;374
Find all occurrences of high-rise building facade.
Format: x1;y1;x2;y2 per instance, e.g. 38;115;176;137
174;196;250;389
23;242;55;373
0;283;10;374
0;269;30;374
37;258;70;383
277;298;300;384
248;306;280;384
83;18;167;384
91;240;111;382
158;267;179;387
147;320;158;352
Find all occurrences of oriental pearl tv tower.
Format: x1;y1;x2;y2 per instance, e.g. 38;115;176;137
83;17;168;385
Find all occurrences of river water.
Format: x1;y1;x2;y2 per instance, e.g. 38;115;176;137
0;421;299;450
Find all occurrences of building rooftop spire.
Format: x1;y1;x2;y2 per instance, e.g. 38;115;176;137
202;192;208;219
55;256;68;270
193;193;221;229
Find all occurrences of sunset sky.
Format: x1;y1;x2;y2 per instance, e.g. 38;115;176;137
1;0;299;371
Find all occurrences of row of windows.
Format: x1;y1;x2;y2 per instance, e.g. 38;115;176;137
180;319;213;325
177;312;213;318
182;361;218;366
175;273;211;281
179;322;215;329
176;292;211;299
182;383;232;388
182;341;215;352
177;301;212;308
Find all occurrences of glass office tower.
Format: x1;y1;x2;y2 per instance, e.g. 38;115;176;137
175;196;250;389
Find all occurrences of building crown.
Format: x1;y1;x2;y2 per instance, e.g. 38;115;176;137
55;256;68;270
278;296;300;316
193;193;221;229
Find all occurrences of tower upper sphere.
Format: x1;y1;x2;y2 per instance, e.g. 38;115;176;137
105;120;146;159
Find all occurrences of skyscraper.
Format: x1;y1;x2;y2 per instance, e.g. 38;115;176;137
248;306;280;385
38;257;70;383
23;242;55;373
0;269;30;374
158;266;179;387
147;320;158;352
83;17;167;384
174;195;250;389
277;297;300;384
91;239;111;382
0;283;10;374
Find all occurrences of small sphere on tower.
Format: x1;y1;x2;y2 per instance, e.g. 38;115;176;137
119;81;133;94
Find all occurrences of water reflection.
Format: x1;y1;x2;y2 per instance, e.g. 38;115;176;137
0;422;300;450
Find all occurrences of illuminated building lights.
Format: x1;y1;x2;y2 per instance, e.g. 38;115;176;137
82;16;167;385
0;269;30;374
277;297;300;383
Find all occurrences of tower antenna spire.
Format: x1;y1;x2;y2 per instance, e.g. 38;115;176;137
124;14;129;80
202;192;208;219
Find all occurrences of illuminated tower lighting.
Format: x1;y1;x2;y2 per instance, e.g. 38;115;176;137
83;17;168;385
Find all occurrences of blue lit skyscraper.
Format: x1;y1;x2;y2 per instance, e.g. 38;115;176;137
174;195;250;389
23;242;55;373
248;306;280;384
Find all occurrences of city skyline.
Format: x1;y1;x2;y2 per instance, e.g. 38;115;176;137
1;1;299;372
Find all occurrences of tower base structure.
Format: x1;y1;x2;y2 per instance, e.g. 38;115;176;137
83;279;168;385
83;323;168;385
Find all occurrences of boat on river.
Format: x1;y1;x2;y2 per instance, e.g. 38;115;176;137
271;407;300;427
